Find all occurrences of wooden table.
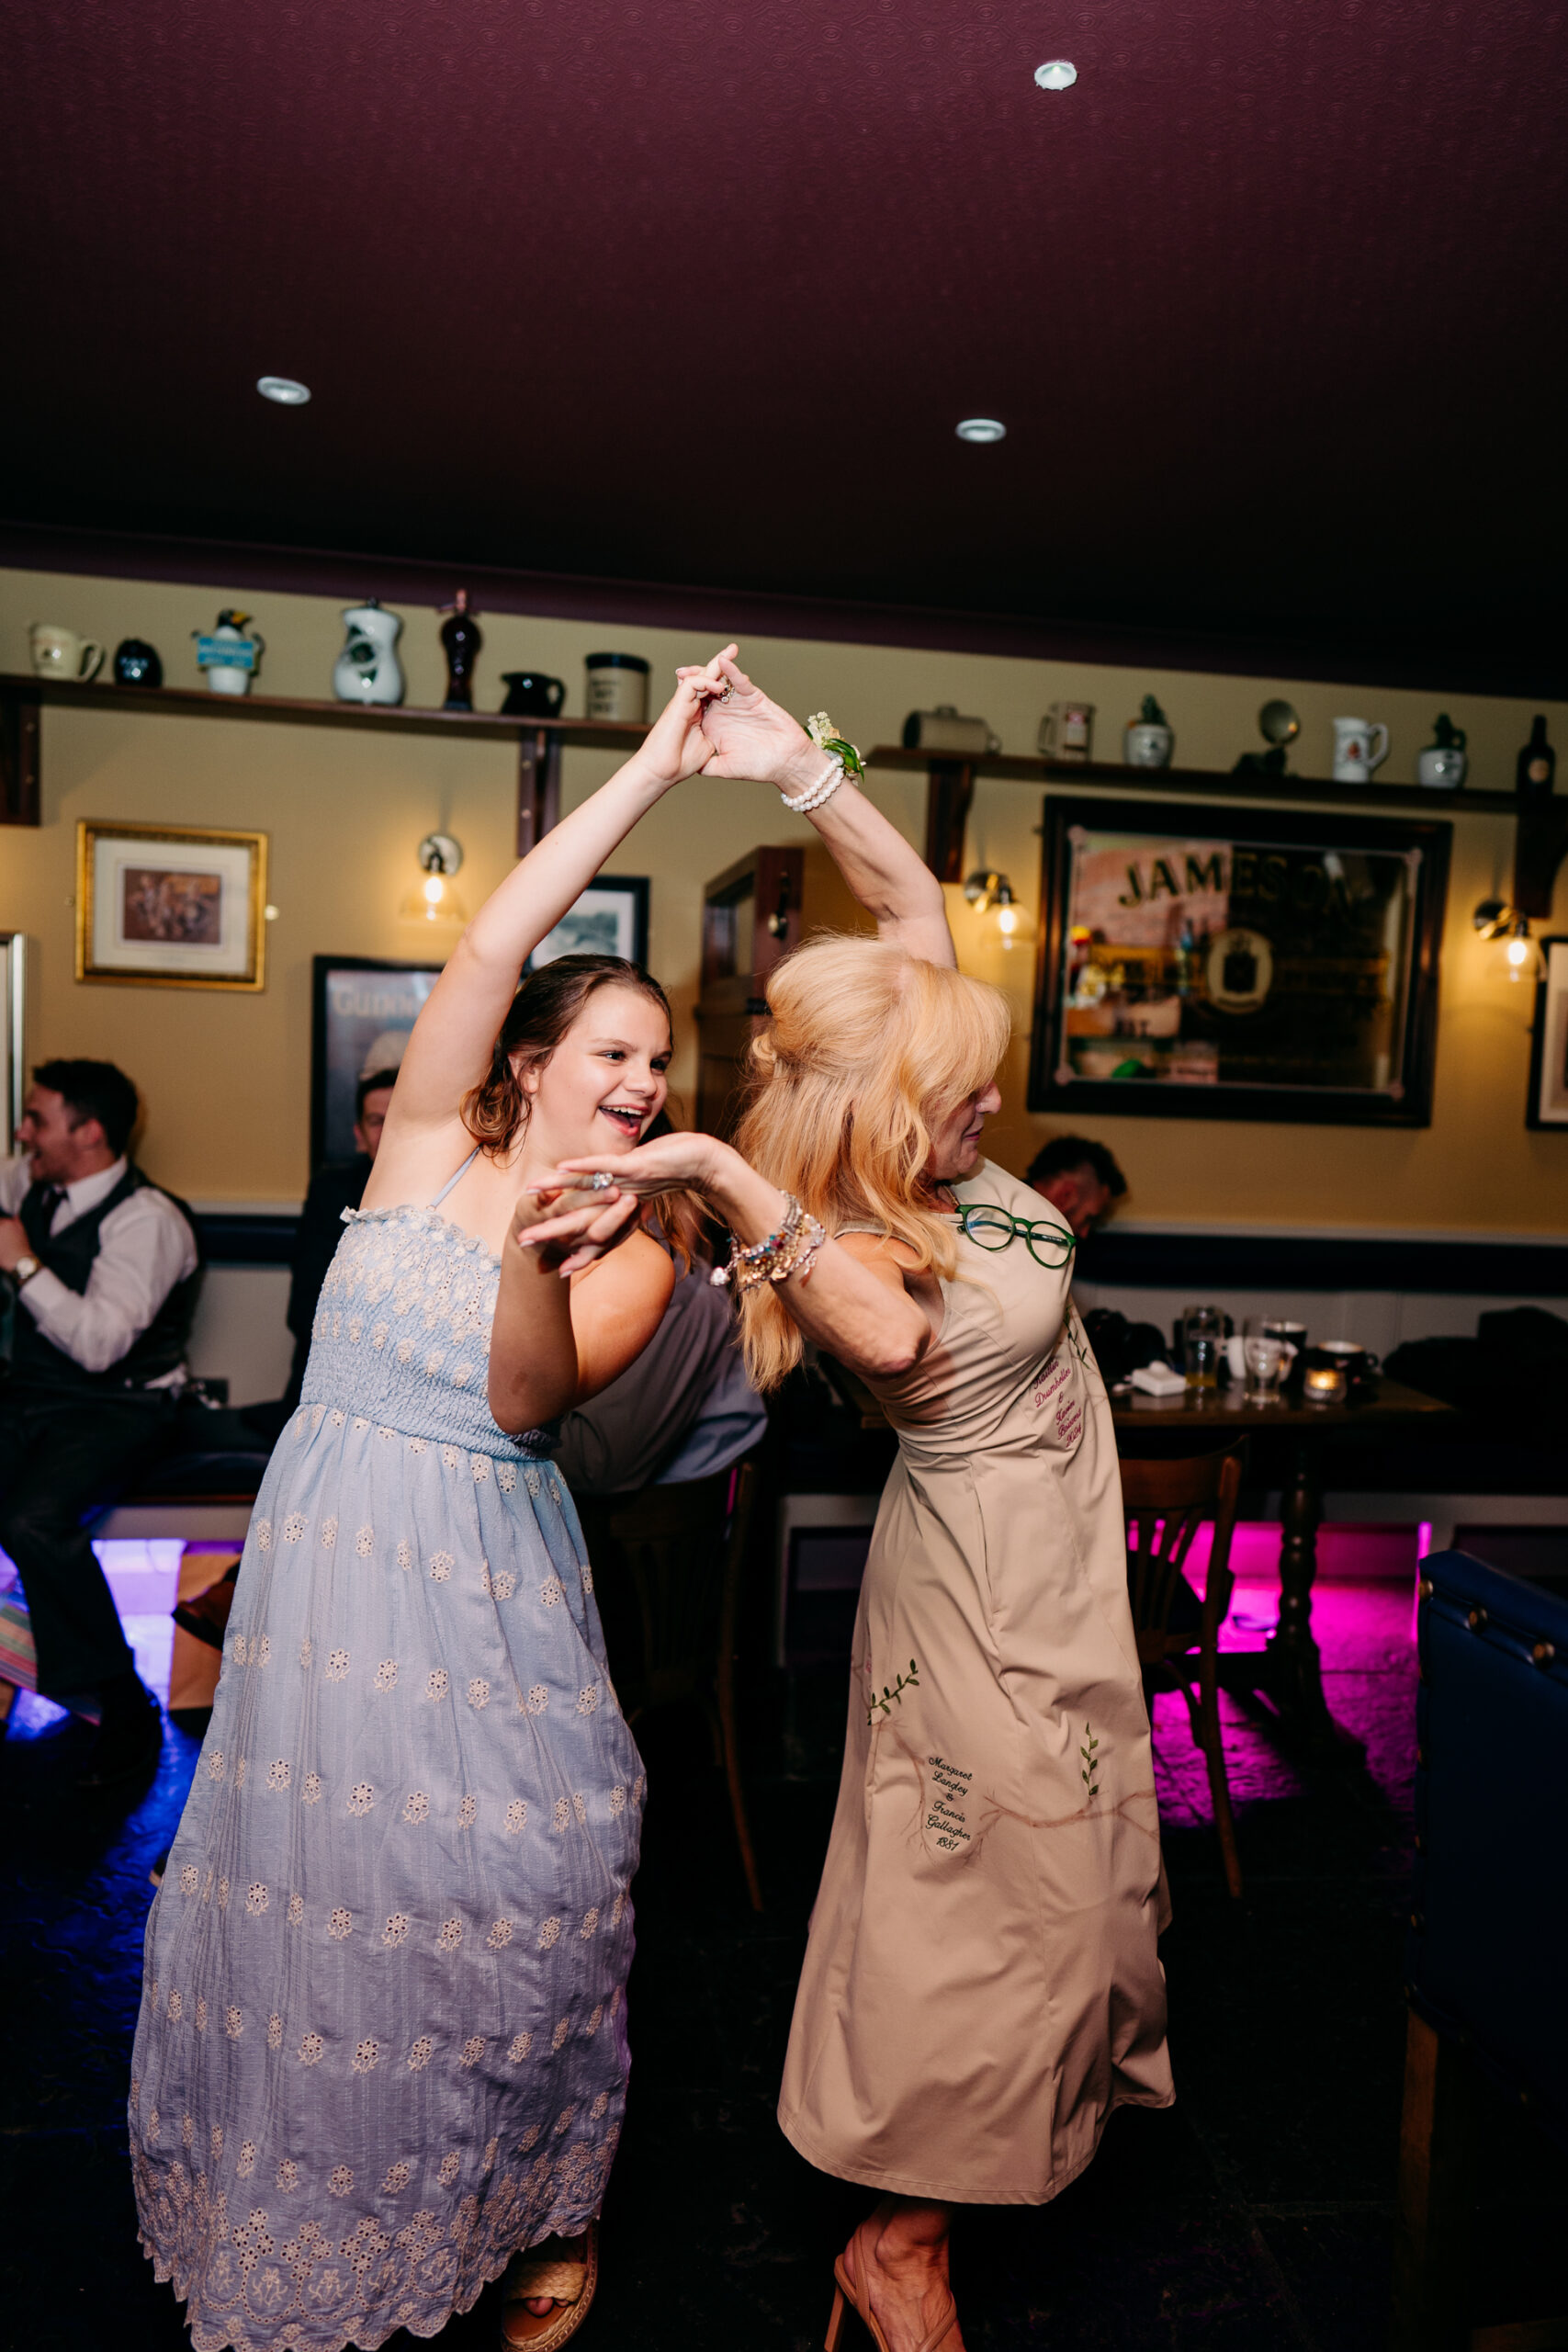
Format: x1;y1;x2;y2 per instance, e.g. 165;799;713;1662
1111;1378;1456;1743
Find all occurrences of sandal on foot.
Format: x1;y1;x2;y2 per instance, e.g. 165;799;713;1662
825;2223;957;2352
500;2222;599;2350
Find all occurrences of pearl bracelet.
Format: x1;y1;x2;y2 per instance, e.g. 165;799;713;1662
780;754;845;814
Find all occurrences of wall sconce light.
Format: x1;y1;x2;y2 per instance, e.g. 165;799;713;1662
401;831;468;925
963;869;1036;953
1473;898;1544;984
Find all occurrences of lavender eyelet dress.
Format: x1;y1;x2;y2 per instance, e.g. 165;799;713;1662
130;1164;643;2351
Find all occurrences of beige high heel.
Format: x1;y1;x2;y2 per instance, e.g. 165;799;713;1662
824;2225;957;2352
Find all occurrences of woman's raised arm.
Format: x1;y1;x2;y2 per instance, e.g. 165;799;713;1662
380;666;721;1149
677;650;955;968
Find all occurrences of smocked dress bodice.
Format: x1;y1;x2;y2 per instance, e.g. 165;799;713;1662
302;1204;551;1457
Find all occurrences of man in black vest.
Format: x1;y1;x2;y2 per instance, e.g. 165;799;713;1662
0;1059;200;1787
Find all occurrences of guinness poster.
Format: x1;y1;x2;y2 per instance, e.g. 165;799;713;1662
1028;798;1451;1126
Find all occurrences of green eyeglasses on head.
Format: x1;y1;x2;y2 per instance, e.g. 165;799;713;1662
955;1199;1077;1270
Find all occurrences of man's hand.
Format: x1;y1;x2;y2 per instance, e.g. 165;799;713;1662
0;1215;31;1273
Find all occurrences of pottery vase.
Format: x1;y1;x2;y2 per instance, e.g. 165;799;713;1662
333;602;404;706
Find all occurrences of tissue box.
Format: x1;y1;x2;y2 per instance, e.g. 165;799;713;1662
1130;1362;1186;1396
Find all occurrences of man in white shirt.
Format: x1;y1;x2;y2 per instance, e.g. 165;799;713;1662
0;1059;199;1788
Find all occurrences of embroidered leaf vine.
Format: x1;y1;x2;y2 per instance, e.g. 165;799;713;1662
867;1657;920;1728
1080;1722;1100;1797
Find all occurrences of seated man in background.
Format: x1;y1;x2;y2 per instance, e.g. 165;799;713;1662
281;1066;398;1410
0;1059;199;1786
1025;1131;1127;1241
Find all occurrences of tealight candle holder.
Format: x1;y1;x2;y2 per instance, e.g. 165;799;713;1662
1303;1364;1347;1406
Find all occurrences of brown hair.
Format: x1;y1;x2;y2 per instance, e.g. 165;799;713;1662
462;955;674;1155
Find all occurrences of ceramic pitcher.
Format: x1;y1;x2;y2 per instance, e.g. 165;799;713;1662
1331;717;1390;784
333;601;405;706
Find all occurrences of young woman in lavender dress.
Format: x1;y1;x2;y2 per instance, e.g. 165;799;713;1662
129;651;797;2352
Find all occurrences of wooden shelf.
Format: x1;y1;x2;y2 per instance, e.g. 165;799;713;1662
0;672;649;743
865;742;1521;816
0;673;650;849
865;741;1537;890
5;681;1558;915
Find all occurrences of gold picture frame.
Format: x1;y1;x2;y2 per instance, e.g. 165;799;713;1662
75;821;268;991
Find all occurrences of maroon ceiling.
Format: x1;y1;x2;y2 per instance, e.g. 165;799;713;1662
5;0;1566;689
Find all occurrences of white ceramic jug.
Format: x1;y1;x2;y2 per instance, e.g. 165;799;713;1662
1332;717;1390;784
333;601;404;706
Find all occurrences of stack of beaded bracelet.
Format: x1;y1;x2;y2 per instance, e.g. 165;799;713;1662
710;1193;828;1292
780;753;844;814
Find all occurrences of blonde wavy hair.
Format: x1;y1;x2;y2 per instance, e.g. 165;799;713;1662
732;934;1010;1389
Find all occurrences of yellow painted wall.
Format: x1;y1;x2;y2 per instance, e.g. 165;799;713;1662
2;563;1565;1232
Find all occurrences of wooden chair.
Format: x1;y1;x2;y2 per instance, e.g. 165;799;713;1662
1121;1447;1245;1898
576;1458;764;1911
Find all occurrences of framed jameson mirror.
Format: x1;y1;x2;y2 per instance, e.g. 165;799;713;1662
1027;797;1451;1126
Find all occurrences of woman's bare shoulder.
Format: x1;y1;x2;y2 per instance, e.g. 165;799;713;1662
571;1226;677;1301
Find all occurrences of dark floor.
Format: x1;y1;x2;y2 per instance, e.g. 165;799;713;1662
0;1577;1469;2349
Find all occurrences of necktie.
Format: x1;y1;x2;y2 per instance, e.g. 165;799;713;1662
21;1185;64;1254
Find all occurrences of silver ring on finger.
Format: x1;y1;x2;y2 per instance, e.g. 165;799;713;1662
588;1170;615;1191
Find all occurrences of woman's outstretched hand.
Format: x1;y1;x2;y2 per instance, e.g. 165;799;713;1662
674;648;824;796
547;1129;726;1201
510;1182;640;1279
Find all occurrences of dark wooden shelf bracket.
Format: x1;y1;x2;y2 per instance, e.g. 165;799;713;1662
923;759;976;883
1513;797;1568;920
0;682;40;825
516;728;562;858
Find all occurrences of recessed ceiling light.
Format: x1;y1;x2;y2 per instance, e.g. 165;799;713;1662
256;375;311;405
1034;60;1077;90
955;418;1007;444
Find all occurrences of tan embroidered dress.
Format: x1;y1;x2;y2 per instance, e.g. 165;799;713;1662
778;1159;1174;2205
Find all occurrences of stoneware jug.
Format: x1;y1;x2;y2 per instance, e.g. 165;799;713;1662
1331;716;1390;784
1124;693;1174;769
29;623;104;682
1416;714;1467;789
333;601;405;706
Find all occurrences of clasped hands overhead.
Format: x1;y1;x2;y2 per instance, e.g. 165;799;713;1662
637;644;827;800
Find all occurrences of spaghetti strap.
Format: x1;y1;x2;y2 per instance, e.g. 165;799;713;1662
429;1148;479;1208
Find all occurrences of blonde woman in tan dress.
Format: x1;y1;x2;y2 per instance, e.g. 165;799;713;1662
523;650;1174;2352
